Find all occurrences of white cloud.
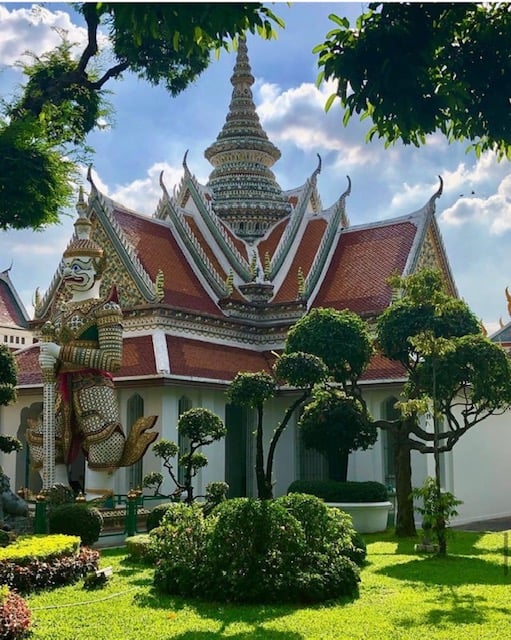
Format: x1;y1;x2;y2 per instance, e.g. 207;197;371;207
256;78;375;166
106;163;187;216
0;4;87;66
440;160;511;234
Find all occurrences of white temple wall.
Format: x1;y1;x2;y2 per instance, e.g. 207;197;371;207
449;406;511;525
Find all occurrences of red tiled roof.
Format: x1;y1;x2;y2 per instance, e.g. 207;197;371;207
166;335;274;380
313;221;417;315
15;346;41;386
184;215;228;281
0;277;28;328
220;220;249;262
362;351;406;382
16;335;276;386
117;335;156;377
273;217;327;303
112;208;222;316
16;336;158;387
258;217;289;263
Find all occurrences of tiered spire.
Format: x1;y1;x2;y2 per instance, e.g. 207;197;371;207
204;38;291;241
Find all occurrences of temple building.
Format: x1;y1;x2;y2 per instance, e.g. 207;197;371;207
0;267;33;350
2;41;509;526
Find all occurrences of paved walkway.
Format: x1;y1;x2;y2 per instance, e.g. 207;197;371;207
452;516;511;532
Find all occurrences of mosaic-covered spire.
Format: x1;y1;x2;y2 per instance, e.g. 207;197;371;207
204;38;291;240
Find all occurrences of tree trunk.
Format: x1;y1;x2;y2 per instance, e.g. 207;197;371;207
255;406;272;499
327;450;349;482
394;420;416;537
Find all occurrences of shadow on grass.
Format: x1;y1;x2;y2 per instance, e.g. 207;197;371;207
394;588;511;629
376;554;511;586
167;631;303;640
365;529;506;557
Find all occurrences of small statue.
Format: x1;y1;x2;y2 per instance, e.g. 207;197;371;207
27;210;158;496
0;472;28;524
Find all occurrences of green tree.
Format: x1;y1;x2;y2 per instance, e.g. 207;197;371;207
226;352;328;499
376;269;511;539
1;2;283;230
298;387;376;481
285;307;375;482
143;407;226;504
315;3;511;158
0;344;20;474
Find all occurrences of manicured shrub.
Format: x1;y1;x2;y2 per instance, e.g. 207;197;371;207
48;504;103;546
146;503;174;532
276;493;367;566
152;497;361;604
0;586;31;640
125;535;154;563
288;479;388;502
153;503;209;597
0;542;99;594
203;498;307;603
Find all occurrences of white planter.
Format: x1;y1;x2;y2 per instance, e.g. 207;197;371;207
327;501;393;534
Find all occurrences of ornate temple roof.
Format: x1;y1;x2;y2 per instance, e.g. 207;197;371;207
0;268;30;330
18;43;456;389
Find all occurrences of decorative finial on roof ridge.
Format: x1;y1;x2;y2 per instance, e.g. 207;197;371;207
506;286;511;317
2;260;13;275
182;150;190;175
86;165;97;191
343;175;352;198
159;171;171;201
313;154;322;179
427;175;443;213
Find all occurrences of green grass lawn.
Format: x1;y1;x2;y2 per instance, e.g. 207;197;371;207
26;529;511;639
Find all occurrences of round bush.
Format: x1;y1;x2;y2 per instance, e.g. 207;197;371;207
146;503;175;532
203;498;307;603
125;534;154;563
152;497;362;604
277;493;367;567
48;504;103;546
0;586;31;639
153;503;209;597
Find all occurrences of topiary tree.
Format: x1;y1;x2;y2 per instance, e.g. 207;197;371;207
375;268;511;542
285;307;373;394
298;387;377;481
0;343;20;472
227;352;328;499
143;408;226;504
284;307;375;482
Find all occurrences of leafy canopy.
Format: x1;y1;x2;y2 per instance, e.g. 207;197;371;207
315;3;511;159
285;307;373;385
1;3;284;230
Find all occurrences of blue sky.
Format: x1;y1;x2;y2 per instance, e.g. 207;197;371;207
1;2;511;334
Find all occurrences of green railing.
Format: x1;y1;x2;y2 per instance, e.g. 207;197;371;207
30;492;166;540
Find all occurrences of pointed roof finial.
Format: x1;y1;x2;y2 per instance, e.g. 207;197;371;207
204;37;291;239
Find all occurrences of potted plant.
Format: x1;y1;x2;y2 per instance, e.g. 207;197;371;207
288;479;392;533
